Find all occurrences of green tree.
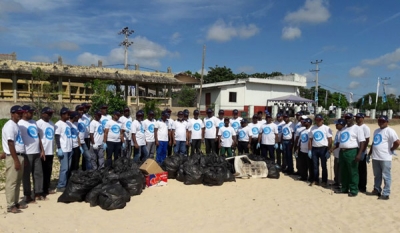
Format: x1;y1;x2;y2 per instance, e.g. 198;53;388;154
142;99;162;119
330;92;349;109
204;65;236;84
356;93;398;111
85;79;126;114
177;85;197;107
30;67;49;110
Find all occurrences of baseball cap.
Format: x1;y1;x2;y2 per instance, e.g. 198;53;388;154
344;113;354;119
233;109;238;114
315;114;323;120
100;104;108;109
378;115;389;122
183;109;189;113
112;111;121;116
304;118;312;124
136;110;144;116
193;109;200;115
148;110;155;115
165;108;172;113
355;113;364;118
60;107;71;115
22;105;35;112
295;112;303;116
266;114;272;118
94;110;102;116
81;103;91;108
276;113;282;117
123;107;130;112
177;111;183;115
240;119;248;123
41;107;54;114
218;109;224;114
334;118;346;125
69;111;79;119
252;114;258;119
10;105;24;113
206;108;213;113
75;105;84;111
301;115;308;120
282;113;289;118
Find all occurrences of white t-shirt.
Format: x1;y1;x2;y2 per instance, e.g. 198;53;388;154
131;120;146;146
372;127;399;161
282;122;293;140
81;114;91;138
299;128;311;153
143;119;156;142
77;118;87;144
188;118;204;140
248;122;262;139
70;121;80;148
333;130;341;158
204;116;218;139
358;124;371;151
155;120;169;142
238;126;253;142
36;119;55;155
2;120;25;154
230;117;242;132
216;118;225;129
55;120;73;152
274;121;285;142
89;120;104;147
119;116;133;141
309;124;332;147
258;119;266;125
259;123;278;145
167;119;174;131
172;120;188;141
100;115;111;129
218;126;236;147
338;125;365;149
105;119;121;142
18;119;41;154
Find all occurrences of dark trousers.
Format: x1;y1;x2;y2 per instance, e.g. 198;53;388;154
250;138;260;155
191;139;202;155
340;148;359;195
312;146;328;183
23;153;43;196
334;157;340;184
282;140;293;172
205;138;216;154
358;155;367;192
41;155;54;195
106;141;122;167
276;142;283;166
261;144;275;162
122;140;132;158
70;146;81;173
82;138;90;171
238;141;249;154
298;151;309;180
168;143;173;157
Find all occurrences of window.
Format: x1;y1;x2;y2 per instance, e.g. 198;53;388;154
229;92;237;102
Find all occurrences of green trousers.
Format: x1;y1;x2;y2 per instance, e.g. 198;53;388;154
220;147;233;157
339;148;359;195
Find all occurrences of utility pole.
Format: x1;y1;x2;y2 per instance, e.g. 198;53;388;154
197;45;206;110
118;27;134;70
310;59;323;114
381;77;391;110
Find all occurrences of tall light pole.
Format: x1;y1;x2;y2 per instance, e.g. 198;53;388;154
310;59;323;113
197;45;206;110
118;27;134;70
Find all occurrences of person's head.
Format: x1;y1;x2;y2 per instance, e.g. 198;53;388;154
75;105;84;117
193;109;200;119
177;111;184;120
69;111;80;122
165;108;172;119
355;113;365;125
183;109;189;118
266;114;273;123
10;105;24;122
252;114;258;123
136;110;144;121
276;113;283;122
377;115;389;129
295;111;303;121
41;107;54;122
314;114;324;126
304;118;312;128
240;118;248;127
161;111;168;121
112;111;121;121
60;107;71;121
344;113;354;126
300;115;307;126
22;105;35;120
233;109;239;118
224;117;230;127
334;118;346;130
81;103;91;113
257;111;263;120
283;113;290;123
123;107;130;117
148;110;155;120
100;105;108;115
183;111;189;120
206;108;213;118
94;110;101;121
218;109;224;118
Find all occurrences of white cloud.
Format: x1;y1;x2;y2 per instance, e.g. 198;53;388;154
196;69;208;75
49;41;80;51
206;19;259;42
237;66;255;73
284;0;330;24
77;52;105;66
170;32;182;45
387;87;397;95
349;66;367;77
348;81;360;89
387;63;400;70
363;48;400;66
281;27;301;40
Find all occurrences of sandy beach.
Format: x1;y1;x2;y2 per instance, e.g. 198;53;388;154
0;123;399;233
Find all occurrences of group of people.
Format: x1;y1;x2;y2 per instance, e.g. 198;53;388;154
3;104;399;214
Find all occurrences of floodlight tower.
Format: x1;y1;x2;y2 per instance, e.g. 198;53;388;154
118;27;134;69
310;59;323;113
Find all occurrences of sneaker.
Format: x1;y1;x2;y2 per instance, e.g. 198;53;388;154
348;193;358;197
367;189;381;197
378;195;389;200
56;187;66;193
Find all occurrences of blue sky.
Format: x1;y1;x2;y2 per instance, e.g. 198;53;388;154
1;0;399;101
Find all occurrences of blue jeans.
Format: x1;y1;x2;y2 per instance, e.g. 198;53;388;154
90;145;105;170
81;144;92;170
174;141;187;155
57;151;72;188
312;146;328;183
282;140;293;172
372;160;392;196
134;145;149;162
156;141;168;164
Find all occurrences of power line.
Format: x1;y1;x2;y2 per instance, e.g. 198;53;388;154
118;27;134;70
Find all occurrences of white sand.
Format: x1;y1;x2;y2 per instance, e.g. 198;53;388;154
0;123;399;233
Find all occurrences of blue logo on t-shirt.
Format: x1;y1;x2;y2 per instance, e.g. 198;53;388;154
78;122;86;133
45;127;54;140
252;127;259;135
71;127;78;139
283;127;290;136
239;130;245;139
263;127;271;135
126;121;132;132
219;122;224;128
148;124;155;133
111;125;120;134
65;127;72;138
27;126;38;138
301;133;308;143
232;122;240;130
16;131;23;144
222;130;231;139
314;131;324;142
278;125;283;134
101;119;108;128
373;134;382;145
84;118;90;126
97;125;104;135
206;121;213;129
340;132;350;143
193;123;201;131
140;124;145;133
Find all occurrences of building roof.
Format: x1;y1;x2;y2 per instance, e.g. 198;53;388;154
267;94;314;104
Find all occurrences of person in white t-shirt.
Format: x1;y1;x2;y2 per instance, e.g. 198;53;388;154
69;111;83;174
104;111;123;167
203;108;219;154
37;107;56;196
216;109;225;153
294;118;313;181
367;115;400;200
257;111;266;125
183;109;191;153
188;109;204;155
218;118;236;157
308;114;333;186
76;104;91;170
119;107;133;159
330;118;346;187
143;110;156;158
281;113;294;174
274;113;285;167
89;111;105;169
165;108;173;157
100;105;111;129
237;119;252;154
355;113;370;193
132;110;148;162
172;111;189;155
258;114;278;162
248;115;262;155
19;105;45;202
230;109;242;133
292;112;305;175
3;105;27;213
55;107;73;192
155;111;170;164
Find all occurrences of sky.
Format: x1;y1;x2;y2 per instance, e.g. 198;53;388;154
1;0;400;102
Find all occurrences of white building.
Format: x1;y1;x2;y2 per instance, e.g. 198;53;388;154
196;74;307;117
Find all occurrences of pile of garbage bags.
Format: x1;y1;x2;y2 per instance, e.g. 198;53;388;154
58;157;145;211
246;154;280;179
162;153;236;186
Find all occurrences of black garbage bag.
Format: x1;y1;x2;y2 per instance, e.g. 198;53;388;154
176;165;185;182
203;166;226;186
58;170;102;203
98;183;131;211
113;157;132;173
267;164;280;179
118;170;145;196
183;162;203;185
224;169;236;182
85;184;103;207
162;155;183;179
248;154;266;162
102;170;120;184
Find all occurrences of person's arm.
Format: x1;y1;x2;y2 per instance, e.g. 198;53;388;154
55;134;61;149
294;136;299;153
308;138;313;151
232;136;237;148
103;129;109;144
390;140;400;152
38;137;46;160
154;128;159;146
368;144;373;156
274;133;278;144
120;129;125;144
8;140;21;171
90;133;95;145
355;141;366;162
186;129;191;145
364;137;370;153
132;133;139;149
327;137;333;151
172;130;176;145
201;128;205;141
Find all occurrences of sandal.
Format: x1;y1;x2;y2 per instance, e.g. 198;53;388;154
25;197;37;204
16;203;28;209
36;196;49;201
7;206;22;214
48;189;56;195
